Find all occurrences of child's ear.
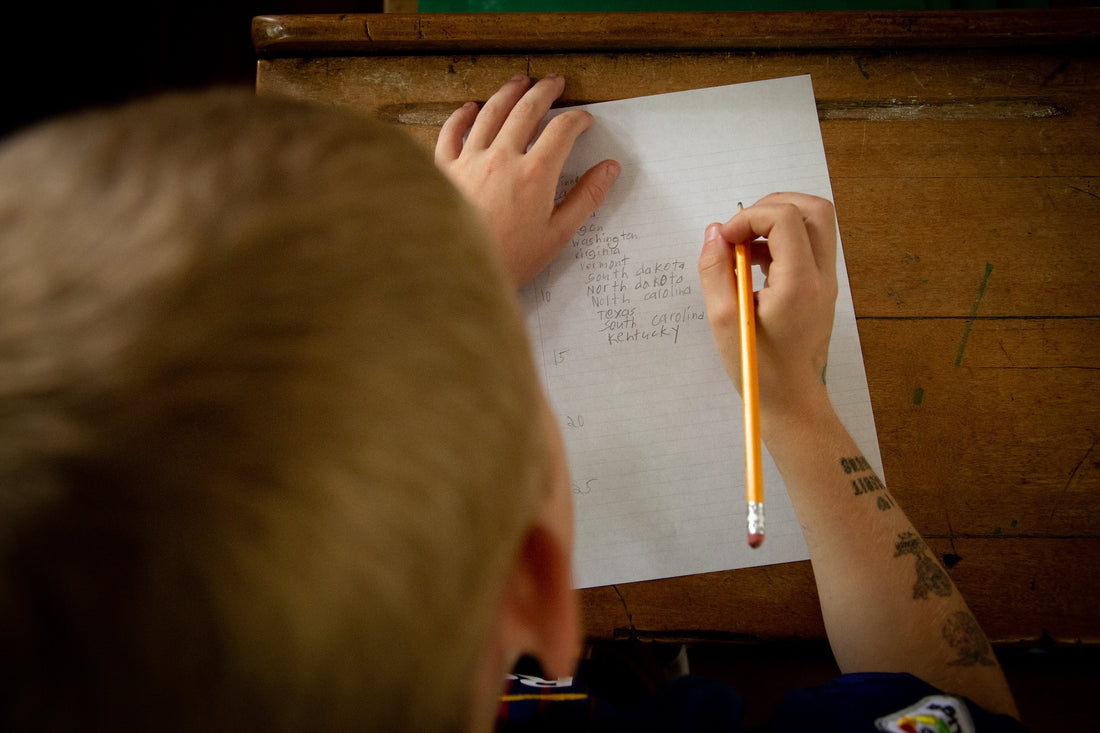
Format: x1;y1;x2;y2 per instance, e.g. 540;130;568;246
495;521;580;680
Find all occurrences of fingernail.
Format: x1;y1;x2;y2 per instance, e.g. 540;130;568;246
705;223;722;241
511;73;528;82
605;161;622;180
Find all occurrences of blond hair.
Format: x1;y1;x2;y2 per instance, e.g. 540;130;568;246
0;88;549;731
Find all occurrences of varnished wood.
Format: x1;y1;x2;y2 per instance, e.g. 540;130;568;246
254;12;1100;646
252;10;1100;54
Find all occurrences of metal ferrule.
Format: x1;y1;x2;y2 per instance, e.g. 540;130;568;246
746;502;765;536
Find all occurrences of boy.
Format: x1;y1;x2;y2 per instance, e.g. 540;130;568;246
439;75;1023;732
0;74;1021;731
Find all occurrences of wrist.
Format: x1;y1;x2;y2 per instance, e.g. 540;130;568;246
759;388;846;469
760;383;835;436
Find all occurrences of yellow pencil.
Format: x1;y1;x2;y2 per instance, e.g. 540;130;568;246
734;202;764;548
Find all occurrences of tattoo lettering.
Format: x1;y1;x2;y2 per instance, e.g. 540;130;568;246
840;456;872;474
876;495;896;511
852;473;887;496
942;611;997;667
894;531;953;599
841;455;891;502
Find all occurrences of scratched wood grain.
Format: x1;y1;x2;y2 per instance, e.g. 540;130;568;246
256;54;1100;321
254;12;1100;646
252;10;1099;54
862;318;1100;537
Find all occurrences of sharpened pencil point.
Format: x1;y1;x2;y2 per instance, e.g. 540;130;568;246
748;533;764;549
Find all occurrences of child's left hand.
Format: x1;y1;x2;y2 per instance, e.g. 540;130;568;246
435;74;620;287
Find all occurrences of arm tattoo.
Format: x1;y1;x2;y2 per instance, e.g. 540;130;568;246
840;455;893;509
943;611;997;667
894;531;953;599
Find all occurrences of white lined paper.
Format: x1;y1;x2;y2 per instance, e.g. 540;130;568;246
521;75;883;589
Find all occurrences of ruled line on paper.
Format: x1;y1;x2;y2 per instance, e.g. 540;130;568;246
521;76;882;589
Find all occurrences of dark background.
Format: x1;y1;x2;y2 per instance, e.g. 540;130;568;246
1;2;385;138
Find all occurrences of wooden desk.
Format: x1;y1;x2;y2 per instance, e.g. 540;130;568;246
254;10;1099;648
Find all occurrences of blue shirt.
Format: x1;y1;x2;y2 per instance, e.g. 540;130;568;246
497;663;1028;732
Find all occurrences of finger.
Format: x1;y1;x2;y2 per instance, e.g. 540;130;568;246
497;75;568;152
435;101;479;165
718;201;818;292
465;74;532;150
552;159;621;242
698;222;741;339
749;192;837;277
527;108;593;175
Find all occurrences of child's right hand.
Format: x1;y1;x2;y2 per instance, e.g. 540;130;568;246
697;193;840;427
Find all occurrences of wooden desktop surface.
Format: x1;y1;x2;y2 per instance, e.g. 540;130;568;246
253;10;1099;648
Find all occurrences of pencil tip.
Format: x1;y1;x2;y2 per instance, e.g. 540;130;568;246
748;533;764;549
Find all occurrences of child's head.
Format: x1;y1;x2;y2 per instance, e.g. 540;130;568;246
0;89;571;731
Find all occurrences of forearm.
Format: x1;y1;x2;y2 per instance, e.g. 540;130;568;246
763;398;1020;719
700;196;1019;716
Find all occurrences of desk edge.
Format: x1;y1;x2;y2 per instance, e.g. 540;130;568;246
252;9;1100;56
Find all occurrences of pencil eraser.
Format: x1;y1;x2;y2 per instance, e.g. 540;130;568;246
748;533;764;549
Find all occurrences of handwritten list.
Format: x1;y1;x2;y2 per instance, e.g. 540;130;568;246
521;76;883;589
